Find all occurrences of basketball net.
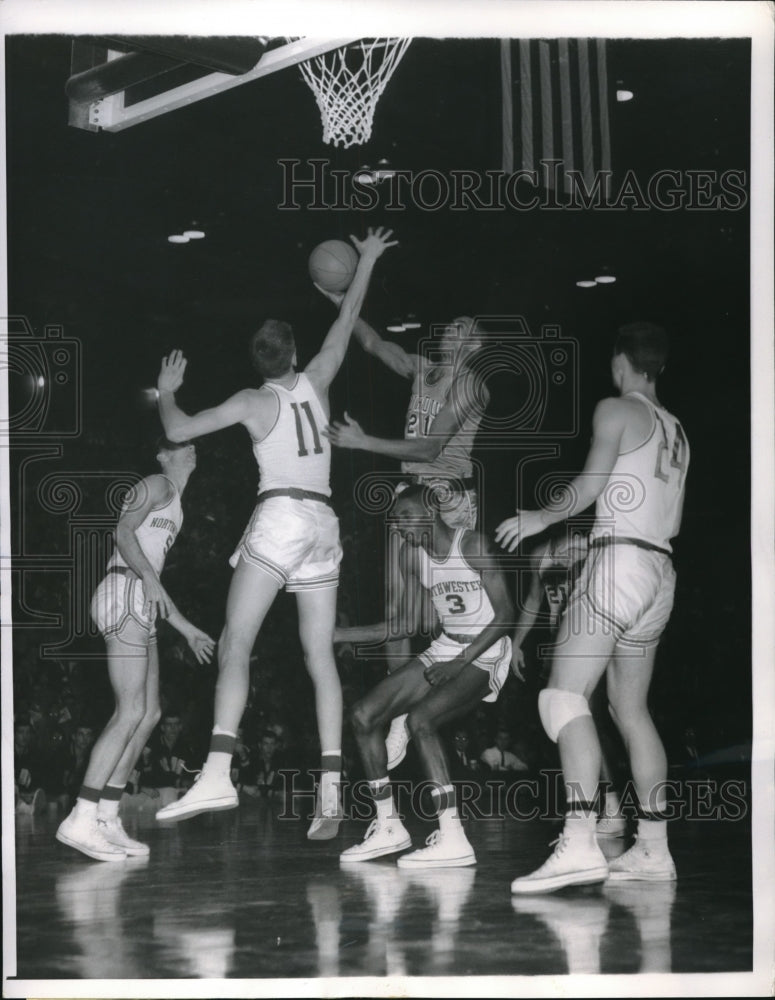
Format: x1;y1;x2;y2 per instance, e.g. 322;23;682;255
294;38;412;148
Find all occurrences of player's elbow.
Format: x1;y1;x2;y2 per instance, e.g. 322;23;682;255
165;425;189;443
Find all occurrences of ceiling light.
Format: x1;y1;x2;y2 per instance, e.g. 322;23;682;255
183;230;205;239
386;319;406;333
168;234;189;244
403;314;421;329
616;90;634;102
594;275;616;284
576;280;596;288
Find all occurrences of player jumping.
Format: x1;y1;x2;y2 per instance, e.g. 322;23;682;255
152;227;396;839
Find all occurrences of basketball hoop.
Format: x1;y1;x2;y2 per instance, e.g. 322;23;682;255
293;38;412;148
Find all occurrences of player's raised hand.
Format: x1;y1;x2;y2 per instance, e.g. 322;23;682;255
495;510;548;552
185;626;216;664
350;226;398;259
158;350;187;393
324;411;367;450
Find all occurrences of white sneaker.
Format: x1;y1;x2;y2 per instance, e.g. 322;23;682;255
606;835;677;882
97;816;150;857
155;770;238;822
397;826;476;869
596;815;627;839
307;782;344;841
386;714;409;770
511;832;608;894
340;818;412;863
56;811;127;862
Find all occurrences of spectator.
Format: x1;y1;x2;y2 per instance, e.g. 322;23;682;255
62;725;97;803
448;727;481;780
251;730;285;800
480;727;529;774
15;719;46;815
145;712;198;791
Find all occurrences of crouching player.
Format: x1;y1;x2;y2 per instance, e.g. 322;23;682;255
335;484;513;868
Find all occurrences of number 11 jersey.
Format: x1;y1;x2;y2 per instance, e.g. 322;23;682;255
252;374;331;497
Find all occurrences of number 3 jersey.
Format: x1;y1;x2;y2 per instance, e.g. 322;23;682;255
593;391;690;552
417;528;495;637
252;373;331;497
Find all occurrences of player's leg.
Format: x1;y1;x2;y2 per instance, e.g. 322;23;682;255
97;639;162;856
605;641;676;881
156;559;281;821
296;584;344;839
340;659;433;863
56;626;150;861
382;521;415;769
397;662;490;869
591;679;627;838
511;612;616;893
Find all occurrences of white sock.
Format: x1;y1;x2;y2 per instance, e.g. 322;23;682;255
205;751;233;776
437;805;462;836
73;799;97;820
375;794;395;822
637;818;668;842
97;797;121;820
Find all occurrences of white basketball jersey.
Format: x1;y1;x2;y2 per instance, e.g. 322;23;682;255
108;476;182;576
592;392;690;552
417;529;494;636
252;373;331;496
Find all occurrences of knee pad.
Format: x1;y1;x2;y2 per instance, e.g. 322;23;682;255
538;688;592;743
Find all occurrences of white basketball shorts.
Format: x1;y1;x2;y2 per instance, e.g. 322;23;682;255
419;632;512;703
566;542;676;646
230;496;343;591
91;569;157;643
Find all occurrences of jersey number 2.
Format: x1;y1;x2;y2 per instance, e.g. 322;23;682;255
291;402;323;457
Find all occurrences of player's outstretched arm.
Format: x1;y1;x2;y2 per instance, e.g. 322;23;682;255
115;475;175;622
325;368;487;459
157;350;256;441
305;227;397;390
315;286;417;380
334;542;423;645
511;559;545;680
495;397;628;552
164;608;216;664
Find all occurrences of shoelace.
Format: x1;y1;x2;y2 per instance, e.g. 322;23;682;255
548;833;570;857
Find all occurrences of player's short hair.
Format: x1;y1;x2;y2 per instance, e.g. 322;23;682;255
251;320;296;379
614;322;669;380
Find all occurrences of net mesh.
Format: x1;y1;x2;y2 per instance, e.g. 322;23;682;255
295;38;412;148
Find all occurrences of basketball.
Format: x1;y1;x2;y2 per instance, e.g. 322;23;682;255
308;239;359;292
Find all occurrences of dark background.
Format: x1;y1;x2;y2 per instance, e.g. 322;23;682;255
6;36;751;759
